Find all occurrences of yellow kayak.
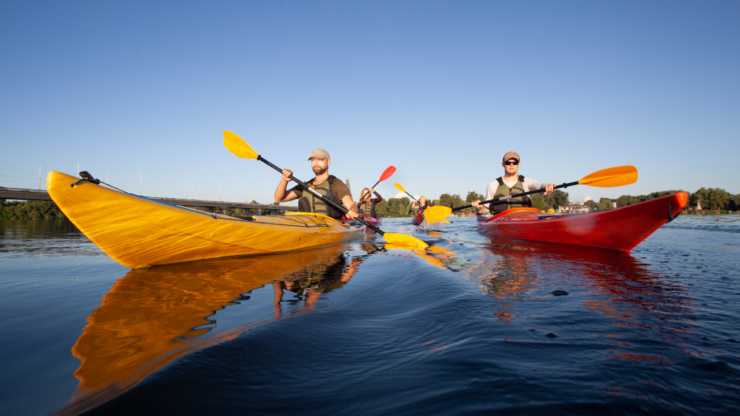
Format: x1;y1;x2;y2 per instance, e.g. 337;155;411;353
47;171;365;268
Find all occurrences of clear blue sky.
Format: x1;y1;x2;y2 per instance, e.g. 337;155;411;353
1;1;738;204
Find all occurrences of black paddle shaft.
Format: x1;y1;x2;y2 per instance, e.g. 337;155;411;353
257;155;385;235
451;181;580;211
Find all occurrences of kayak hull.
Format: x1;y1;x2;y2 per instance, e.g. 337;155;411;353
47;171;365;268
412;212;424;226
477;192;688;252
345;214;381;228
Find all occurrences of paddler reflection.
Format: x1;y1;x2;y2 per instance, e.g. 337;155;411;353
273;253;362;314
59;245;365;416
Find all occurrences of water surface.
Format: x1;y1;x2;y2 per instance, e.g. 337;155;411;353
1;216;739;415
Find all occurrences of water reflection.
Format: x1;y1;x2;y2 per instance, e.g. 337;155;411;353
0;219;95;257
58;244;368;415
473;241;695;338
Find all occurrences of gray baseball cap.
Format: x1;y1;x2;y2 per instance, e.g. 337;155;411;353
308;148;330;160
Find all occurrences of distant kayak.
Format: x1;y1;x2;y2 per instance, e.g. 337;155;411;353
344;214;381;228
476;192;688;252
47;171;365;268
412;212;424;226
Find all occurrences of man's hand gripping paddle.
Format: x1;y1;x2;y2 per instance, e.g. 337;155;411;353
224;131;428;249
424;166;639;223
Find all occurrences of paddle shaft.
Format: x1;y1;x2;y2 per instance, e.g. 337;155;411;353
257;155;385;235
358;181;380;201
452;181;580;211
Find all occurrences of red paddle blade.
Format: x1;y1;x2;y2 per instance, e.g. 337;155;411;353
378;166;396;182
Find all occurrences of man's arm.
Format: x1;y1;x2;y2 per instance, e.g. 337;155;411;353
342;195;359;219
472;183;494;214
274;168;300;202
525;178;555;195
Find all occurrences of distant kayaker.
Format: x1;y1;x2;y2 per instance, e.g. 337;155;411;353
412;196;429;214
274;148;360;220
356;188;383;218
472;151;555;214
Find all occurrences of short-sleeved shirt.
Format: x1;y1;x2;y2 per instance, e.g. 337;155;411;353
290;177;351;202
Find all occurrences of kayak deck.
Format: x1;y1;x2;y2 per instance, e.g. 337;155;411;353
47;171;365;268
477;192;688;252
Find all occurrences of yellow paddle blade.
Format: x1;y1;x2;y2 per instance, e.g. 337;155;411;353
382;232;428;250
394;182;406;193
223;130;259;159
578;165;638;188
442;220;450;224
424;206;452;224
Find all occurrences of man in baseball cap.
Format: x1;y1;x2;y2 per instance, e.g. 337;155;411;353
471;151;555;215
274;148;359;220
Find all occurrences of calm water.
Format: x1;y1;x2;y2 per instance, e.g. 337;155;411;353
1;215;739;415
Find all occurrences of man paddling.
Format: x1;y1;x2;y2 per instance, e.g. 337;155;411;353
472;151;556;214
274;148;360;220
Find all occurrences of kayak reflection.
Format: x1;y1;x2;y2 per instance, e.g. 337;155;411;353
61;244;366;415
474;241;693;328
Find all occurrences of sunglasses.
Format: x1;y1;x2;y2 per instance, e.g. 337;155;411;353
503;160;520;166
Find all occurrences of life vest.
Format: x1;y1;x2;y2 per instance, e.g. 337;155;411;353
358;201;374;217
290;255;347;294
490;175;532;214
300;175;343;219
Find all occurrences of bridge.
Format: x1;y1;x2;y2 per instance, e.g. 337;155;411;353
0;187;298;215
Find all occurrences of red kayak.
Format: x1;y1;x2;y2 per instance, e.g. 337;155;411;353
344;214;381;228
477;192;688;252
412;212;424;226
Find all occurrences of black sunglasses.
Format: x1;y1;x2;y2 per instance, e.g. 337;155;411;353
503;160;520;166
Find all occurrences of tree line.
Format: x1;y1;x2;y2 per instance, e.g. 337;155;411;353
0;200;65;220
3;187;738;221
377;186;740;216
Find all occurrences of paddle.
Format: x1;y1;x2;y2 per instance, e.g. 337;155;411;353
394;183;416;200
394;182;427;224
359;166;396;202
424;166;639;224
223;131;428;249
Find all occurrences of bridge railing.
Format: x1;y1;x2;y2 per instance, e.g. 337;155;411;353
0;187;297;214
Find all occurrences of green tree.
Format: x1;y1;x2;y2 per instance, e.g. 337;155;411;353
690;188;730;210
707;188;730;210
729;194;740;210
597;197;614;210
399;197;411;215
544;190;569;210
438;193;454;208
375;200;389;216
466;191;484;203
438;194;466;211
531;194;552;212
584;200;598;211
